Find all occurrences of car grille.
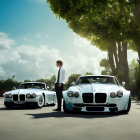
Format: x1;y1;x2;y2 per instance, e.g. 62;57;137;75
19;94;25;101
95;93;107;103
13;94;25;101
82;93;93;103
13;95;18;101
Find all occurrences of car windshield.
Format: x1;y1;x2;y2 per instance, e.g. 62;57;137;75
77;76;117;85
19;83;45;90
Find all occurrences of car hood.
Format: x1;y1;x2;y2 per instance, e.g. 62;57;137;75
70;83;121;94
4;89;43;95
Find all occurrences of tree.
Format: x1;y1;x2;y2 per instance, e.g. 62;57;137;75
0;78;21;96
36;75;56;90
47;0;136;86
24;79;32;82
131;2;140;63
65;73;81;88
100;58;111;75
85;72;93;75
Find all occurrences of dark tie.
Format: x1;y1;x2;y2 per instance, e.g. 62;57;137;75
57;68;60;83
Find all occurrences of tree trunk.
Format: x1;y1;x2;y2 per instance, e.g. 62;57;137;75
137;46;140;65
108;46;116;75
121;42;130;86
113;42;119;70
107;41;130;87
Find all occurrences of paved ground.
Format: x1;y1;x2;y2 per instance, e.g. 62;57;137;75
0;98;140;140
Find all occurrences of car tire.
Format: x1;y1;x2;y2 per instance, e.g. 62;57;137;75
122;96;131;114
34;94;45;108
63;100;71;113
4;102;14;109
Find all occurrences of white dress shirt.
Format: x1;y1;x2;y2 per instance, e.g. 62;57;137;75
55;67;65;84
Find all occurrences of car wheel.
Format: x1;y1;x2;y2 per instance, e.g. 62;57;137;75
63;100;71;113
34;95;45;108
4;102;14;109
122;96;131;114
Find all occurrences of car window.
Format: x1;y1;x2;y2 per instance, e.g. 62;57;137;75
77;76;117;85
19;83;45;89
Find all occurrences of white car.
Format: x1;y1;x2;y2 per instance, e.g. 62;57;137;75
63;75;131;113
3;82;56;108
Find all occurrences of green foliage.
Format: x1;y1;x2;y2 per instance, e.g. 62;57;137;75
24;79;32;82
85;72;93;75
129;60;138;86
36;75;56;90
65;73;81;89
47;0;137;86
0;75;56;96
135;66;140;90
47;0;136;45
0;78;21;91
0;78;21;96
100;58;111;75
100;58;110;68
135;66;140;99
12;87;16;90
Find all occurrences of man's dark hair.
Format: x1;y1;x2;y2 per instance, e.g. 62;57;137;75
56;60;63;66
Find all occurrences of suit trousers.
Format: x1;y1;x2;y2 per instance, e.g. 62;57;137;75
55;83;63;109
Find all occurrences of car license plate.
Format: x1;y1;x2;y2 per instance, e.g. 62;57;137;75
14;101;25;104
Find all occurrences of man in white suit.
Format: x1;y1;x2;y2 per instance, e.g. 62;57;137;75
54;60;65;112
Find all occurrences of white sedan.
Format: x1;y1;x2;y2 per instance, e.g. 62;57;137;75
3;82;56;108
63;75;131;114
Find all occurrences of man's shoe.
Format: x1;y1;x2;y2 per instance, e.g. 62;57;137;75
53;108;61;112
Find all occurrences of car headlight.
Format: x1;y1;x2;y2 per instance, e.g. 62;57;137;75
67;91;74;97
74;92;79;97
8;93;12;98
117;90;123;97
110;92;116;98
32;93;36;98
26;94;31;98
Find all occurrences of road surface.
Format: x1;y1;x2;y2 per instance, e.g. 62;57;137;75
0;98;140;140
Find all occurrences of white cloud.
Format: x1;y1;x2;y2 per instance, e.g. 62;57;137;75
0;32;138;81
34;33;41;38
63;35;107;77
0;32;8;38
0;32;15;49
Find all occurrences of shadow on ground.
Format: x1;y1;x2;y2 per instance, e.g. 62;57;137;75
0;105;54;111
26;111;127;119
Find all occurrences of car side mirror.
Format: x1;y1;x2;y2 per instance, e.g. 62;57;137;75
46;86;50;90
71;82;76;86
122;81;126;87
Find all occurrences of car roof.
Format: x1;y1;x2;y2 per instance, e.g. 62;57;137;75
79;75;115;78
21;82;46;84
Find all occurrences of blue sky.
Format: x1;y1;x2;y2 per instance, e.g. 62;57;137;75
0;0;137;81
0;0;74;51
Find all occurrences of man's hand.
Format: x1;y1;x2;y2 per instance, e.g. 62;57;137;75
58;83;62;87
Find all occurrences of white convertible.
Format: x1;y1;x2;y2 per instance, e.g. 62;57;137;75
63;75;131;113
3;82;56;108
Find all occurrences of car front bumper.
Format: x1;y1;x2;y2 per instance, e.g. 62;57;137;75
4;95;40;104
73;103;118;112
64;95;129;112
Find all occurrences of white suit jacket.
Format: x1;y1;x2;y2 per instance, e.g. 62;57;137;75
55;67;65;84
